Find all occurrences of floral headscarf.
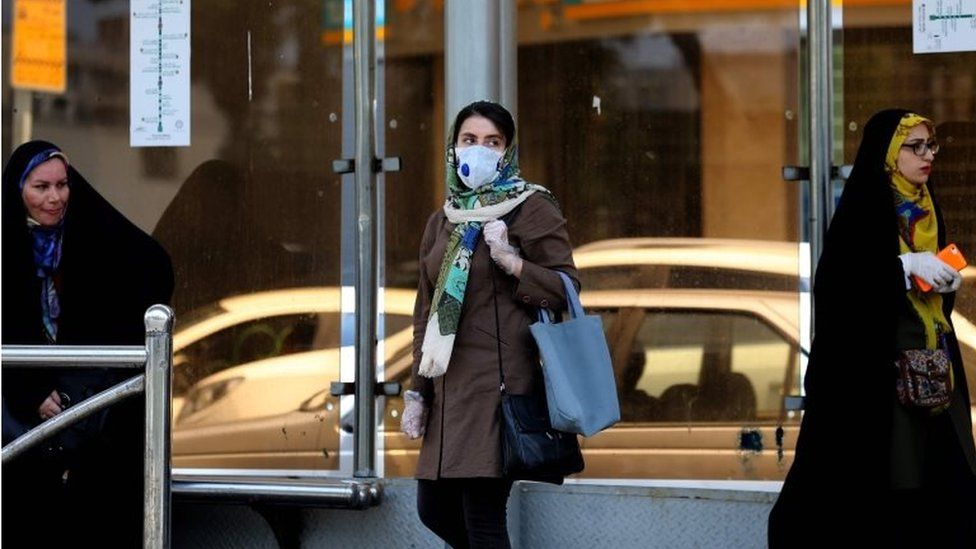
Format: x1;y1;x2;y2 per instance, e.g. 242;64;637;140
418;118;553;378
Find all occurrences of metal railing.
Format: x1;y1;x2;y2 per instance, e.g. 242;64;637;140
172;475;381;509
1;304;174;549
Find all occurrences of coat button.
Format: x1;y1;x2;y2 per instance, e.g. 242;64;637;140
521;295;531;303
540;299;549;308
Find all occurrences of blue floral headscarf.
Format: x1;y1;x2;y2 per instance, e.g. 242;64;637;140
17;147;70;341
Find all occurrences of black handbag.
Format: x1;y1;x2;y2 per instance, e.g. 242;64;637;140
491;259;584;483
499;391;584;482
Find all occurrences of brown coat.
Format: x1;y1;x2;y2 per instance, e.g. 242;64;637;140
411;192;578;479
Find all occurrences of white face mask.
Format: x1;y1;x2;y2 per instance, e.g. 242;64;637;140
456;145;503;190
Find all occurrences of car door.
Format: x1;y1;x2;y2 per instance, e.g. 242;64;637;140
172;312;344;469
580;303;801;480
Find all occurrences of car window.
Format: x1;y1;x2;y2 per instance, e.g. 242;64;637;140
173;312;339;396
601;308;798;424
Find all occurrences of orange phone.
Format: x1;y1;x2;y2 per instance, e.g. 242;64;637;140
914;243;968;292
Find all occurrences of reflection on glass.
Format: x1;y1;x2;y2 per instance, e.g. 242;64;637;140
2;1;349;470
170;287;415;470
2;0;823;479
376;2;804;480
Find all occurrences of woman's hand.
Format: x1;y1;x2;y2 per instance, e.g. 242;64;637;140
899;252;958;290
38;390;64;420
933;270;962;293
401;390;428;439
484;220;523;277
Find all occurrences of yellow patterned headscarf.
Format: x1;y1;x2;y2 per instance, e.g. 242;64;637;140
886;113;951;349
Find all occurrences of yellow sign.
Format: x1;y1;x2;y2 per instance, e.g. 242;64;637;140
12;0;66;93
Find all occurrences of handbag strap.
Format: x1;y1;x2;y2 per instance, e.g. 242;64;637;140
559;271;585;318
536;271;583;324
487;204;526;394
490;255;507;393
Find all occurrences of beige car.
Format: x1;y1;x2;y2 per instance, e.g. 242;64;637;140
566;237;976;477
382;286;803;480
171;287;416;470
171;284;802;479
172;238;976;479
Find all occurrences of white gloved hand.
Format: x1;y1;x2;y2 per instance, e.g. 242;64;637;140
899;252;958;291
401;390;427;439
483;220;523;277
933;269;962;293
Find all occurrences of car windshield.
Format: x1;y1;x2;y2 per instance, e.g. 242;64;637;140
173;312;340;396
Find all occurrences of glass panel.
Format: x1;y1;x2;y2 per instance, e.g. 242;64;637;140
3;0;809;481
379;3;803;480
842;2;976;405
173;312;334;400
379;0;443;479
1;1;347;471
517;4;803;481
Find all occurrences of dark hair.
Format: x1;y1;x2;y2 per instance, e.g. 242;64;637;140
451;101;515;145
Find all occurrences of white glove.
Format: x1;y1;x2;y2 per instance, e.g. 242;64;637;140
483;220;523;277
934;269;962;293
401;390;427;439
899;252;958;291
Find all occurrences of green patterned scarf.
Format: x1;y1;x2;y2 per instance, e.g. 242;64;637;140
418;130;551;377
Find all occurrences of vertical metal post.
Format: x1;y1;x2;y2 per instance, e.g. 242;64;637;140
352;0;378;479
144;305;174;549
499;0;518;121
445;0;517;177
446;0;504;129
807;0;832;280
12;89;34;146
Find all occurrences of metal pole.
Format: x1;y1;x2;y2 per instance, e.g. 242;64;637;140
173;478;382;509
1;375;145;464
807;0;832;281
144;305;174;549
445;0;500;132
499;0;518;121
352;0;378;479
1;345;146;368
12;89;33;146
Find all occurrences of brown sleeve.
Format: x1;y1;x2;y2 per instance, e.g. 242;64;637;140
509;193;579;311
410;210;441;398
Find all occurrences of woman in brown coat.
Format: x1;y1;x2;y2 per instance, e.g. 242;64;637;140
401;101;579;548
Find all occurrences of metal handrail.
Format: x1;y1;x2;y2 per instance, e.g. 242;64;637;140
2;375;144;463
172;475;382;509
2;345;147;368
1;304;174;549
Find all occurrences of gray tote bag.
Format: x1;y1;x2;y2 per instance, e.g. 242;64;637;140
529;271;620;437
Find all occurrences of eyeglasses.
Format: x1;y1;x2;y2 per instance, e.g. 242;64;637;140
901;139;940;157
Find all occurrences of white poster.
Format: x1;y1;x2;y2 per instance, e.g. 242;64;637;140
914;0;976;54
130;0;191;147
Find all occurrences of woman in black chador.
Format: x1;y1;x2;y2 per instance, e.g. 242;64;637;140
768;110;976;547
2;140;173;547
